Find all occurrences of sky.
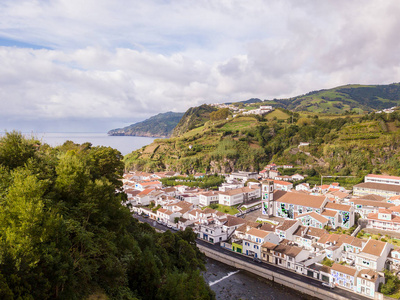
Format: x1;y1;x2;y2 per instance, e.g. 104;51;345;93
1;0;400;132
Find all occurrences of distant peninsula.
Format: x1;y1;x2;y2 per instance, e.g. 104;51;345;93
108;111;184;138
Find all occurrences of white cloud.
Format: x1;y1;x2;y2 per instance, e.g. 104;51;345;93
0;0;400;131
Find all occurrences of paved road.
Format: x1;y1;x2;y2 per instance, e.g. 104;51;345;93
133;214;369;300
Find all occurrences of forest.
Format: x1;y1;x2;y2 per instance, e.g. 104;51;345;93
0;131;214;300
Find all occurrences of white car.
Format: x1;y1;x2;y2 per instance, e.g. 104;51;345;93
322;282;335;289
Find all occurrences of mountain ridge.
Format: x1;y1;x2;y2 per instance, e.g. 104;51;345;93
108;111;184;138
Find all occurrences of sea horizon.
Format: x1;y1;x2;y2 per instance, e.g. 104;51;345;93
0;132;157;156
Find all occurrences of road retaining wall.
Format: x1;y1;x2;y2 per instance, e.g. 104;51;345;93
198;244;350;300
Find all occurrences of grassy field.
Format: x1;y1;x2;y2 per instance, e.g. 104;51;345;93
357;232;400;247
205;204;239;215
264;109;290;120
220;116;258;131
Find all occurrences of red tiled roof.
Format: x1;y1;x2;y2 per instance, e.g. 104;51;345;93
138;188;154;196
273;180;292;186
247;228;271;239
361;239;387;257
325;202;351;212
331;263;357;276
274;191;326;208
366;174;400;180
296;211;328;224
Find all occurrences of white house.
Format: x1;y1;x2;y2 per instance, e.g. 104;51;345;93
196;222;228;244
291;174;305;181
242;228;279;258
262;242;310;271
273;191;328;220
350;198;393;219
199;191;220;206
365;174;400;186
273;180;293;191
323;202;355;229
275;220;300;241
366;208;400;231
296;212;329;229
135;180;163;191
331;263;357;291
157;208;179;224
296;183;310;191
355;269;384;299
229;171;259;182
355;239;393;272
219;187;260;206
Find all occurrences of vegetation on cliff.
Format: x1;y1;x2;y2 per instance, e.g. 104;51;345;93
270;83;400;114
0;131;214;300
124;107;400;178
171;104;217;137
108;111;184;137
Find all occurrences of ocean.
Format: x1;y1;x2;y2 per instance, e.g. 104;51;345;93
16;132;157;156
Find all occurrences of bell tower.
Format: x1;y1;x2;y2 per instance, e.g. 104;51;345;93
261;179;274;216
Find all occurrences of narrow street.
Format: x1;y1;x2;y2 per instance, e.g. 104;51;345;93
133;214;370;300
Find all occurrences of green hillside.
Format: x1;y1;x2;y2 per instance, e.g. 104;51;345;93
272;83;400;114
171;104;217;137
124;106;400;176
108;111;184;137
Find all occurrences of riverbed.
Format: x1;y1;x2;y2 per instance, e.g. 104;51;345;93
204;258;315;300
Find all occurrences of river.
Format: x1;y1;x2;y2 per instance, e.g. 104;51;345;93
204;258;315;300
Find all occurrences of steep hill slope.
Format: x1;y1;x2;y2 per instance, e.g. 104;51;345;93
124;108;400;177
171;104;217;137
108;111;184;137
272;83;400;114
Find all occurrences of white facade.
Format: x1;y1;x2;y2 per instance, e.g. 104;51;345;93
365;174;400;186
243;230;279;258
199;192;219;206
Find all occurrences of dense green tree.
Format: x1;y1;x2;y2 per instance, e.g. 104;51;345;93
0;131;37;170
0;133;214;299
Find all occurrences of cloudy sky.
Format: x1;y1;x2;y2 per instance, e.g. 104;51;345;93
1;0;400;132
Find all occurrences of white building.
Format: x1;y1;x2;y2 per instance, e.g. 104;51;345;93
355;239;393;272
219;186;260;206
365;174;400;186
331;263;357;291
229;171;259;182
199;191;220;206
243;228;279;258
355;269;384;299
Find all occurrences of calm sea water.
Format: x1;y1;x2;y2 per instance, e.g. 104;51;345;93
16;132;156;156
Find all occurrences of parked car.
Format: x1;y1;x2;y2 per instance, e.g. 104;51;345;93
167;224;172;228
322;282;335;289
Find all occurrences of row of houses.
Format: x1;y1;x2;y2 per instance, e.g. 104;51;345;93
122;171;400;299
217;216;393;299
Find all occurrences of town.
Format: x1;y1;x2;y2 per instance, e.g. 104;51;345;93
123;167;400;299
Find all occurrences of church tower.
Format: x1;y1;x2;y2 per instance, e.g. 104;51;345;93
261;179;274;216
